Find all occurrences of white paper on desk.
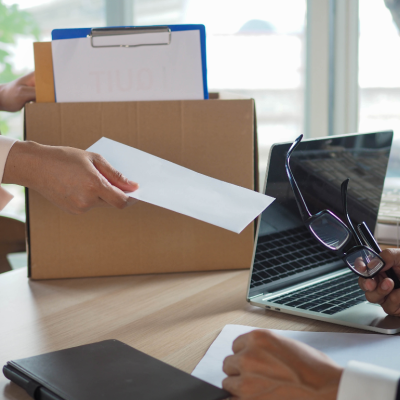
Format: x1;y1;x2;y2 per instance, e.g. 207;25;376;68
192;324;400;388
52;30;204;102
87;138;274;233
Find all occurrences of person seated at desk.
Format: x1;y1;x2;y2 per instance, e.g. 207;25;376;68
0;72;138;213
222;248;400;400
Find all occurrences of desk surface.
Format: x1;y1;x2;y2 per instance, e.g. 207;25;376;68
0;267;371;400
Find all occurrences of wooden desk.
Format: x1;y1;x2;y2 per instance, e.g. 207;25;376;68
0;267;367;400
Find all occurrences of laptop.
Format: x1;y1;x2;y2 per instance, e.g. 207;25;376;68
247;130;400;334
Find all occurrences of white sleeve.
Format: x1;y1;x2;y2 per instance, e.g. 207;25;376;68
337;360;400;400
0;136;17;210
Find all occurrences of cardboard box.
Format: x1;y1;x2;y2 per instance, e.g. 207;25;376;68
25;99;258;279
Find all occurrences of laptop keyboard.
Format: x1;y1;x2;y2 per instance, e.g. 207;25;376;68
269;273;365;315
251;226;338;289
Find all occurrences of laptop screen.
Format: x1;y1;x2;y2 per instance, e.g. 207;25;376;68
249;131;393;298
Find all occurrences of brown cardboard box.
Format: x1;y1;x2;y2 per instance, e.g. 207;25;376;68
25;99;258;279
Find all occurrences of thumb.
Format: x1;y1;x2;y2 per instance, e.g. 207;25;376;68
92;153;139;192
381;248;400;273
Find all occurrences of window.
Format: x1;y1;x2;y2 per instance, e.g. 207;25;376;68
133;0;307;178
359;0;400;177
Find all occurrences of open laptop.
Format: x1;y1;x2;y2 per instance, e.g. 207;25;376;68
247;130;400;334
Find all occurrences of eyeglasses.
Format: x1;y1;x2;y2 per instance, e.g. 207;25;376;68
285;134;385;279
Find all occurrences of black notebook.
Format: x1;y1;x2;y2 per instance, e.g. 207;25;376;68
3;340;229;400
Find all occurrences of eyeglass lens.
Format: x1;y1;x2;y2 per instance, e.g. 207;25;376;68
308;213;351;251
345;248;384;278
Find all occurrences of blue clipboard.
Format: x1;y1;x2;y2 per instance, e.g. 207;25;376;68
52;24;208;100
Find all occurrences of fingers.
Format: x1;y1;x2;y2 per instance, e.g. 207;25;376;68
380;289;400;315
20;71;35;87
223;374;278;399
91;153;139;209
231;334;248;354
232;329;273;354
21;86;36;103
65;183;130;213
223;355;240;376
92;154;139;193
358;275;379;292
95;173;132;209
358;250;400;315
359;274;400;315
222;376;241;397
379;248;400;272
361;276;394;305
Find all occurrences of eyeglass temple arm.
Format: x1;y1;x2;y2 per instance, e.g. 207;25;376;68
357;222;380;252
285;135;311;221
341;178;363;246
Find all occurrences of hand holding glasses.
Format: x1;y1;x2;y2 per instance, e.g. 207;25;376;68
285;134;400;288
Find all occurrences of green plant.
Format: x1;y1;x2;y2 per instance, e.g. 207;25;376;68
0;0;40;137
0;0;40;84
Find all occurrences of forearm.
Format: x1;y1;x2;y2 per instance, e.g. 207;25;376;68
3;140;43;188
0;135;18;210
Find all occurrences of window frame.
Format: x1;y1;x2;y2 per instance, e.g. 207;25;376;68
305;0;359;138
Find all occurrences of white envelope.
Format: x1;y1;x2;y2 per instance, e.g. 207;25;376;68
87;138;275;233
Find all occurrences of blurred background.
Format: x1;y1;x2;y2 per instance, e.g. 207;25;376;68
1;0;400;220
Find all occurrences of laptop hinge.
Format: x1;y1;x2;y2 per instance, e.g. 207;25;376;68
248;293;265;301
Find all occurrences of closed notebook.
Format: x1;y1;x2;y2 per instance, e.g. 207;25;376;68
3;340;229;400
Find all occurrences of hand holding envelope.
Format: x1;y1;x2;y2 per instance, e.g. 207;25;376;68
87;137;275;234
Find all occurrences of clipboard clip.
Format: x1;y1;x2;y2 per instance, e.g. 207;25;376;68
89;26;171;48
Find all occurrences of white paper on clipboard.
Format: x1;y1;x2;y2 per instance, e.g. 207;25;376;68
52;29;204;102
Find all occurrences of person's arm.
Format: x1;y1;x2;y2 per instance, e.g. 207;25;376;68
222;329;400;400
3;141;138;214
358;248;400;316
0;136;17;210
0;72;139;213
